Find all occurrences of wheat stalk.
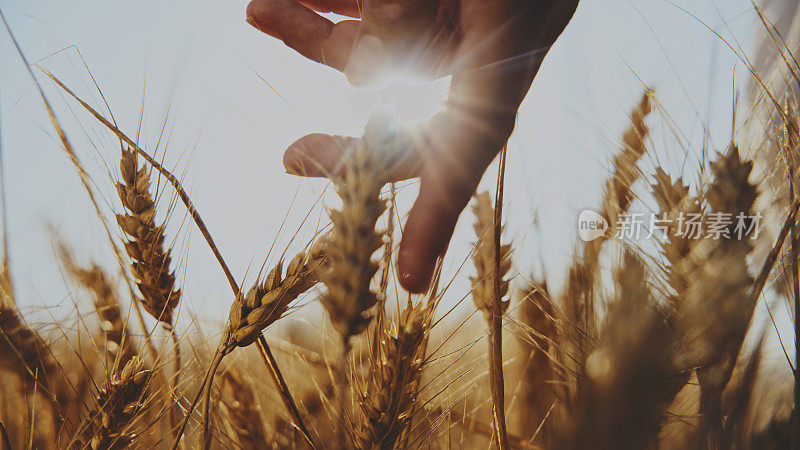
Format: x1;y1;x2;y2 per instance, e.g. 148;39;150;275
469;186;513;448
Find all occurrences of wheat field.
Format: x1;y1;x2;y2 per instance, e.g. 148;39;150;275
2;3;800;450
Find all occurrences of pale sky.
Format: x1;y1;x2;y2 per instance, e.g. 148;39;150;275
0;0;762;335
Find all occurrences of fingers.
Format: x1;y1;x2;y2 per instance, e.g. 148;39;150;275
247;0;456;83
345;0;443;85
247;0;358;71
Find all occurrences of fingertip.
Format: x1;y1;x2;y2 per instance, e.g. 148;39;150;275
283;133;356;178
397;245;437;294
397;190;462;295
282;146;309;176
246;0;265;28
246;0;281;36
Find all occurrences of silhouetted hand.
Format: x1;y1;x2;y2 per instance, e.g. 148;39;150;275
246;0;579;293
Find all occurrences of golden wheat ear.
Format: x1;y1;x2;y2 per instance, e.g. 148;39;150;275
320;110;409;343
57;243;136;375
650;168;703;306
353;300;431;449
562;252;676;450
675;145;758;446
227;243;325;349
0;302;63;417
218;370;269;448
562;91;652;339
516;280;558;443
75;356;152;450
115;147;181;326
470;191;512;318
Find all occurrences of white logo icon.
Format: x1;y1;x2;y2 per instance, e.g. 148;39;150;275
578;210;608;242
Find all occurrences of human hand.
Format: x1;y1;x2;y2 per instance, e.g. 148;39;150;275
246;0;578;293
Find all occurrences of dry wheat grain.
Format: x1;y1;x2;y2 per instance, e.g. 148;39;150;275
354;301;429;449
470;192;511;318
227;244;325;349
321;112;405;342
77;357;151;450
116;147;180;325
58;245;136;372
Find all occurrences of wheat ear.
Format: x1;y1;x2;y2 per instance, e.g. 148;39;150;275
227;244;325;349
354;300;430;449
219;370;268;448
0;300;60;407
566;252;675;450
201;245;325;449
651;168;703;305
563;91;652;335
78;357;151;450
321;158;384;340
517;281;557;442
116;147;180;325
677;145;758;446
58;244;136;374
320;109;411;342
470;191;512;317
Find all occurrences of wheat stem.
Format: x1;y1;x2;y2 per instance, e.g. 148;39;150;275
490;146;510;450
256;336;316;449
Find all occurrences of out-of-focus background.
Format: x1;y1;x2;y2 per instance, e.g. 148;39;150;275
0;0;772;332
